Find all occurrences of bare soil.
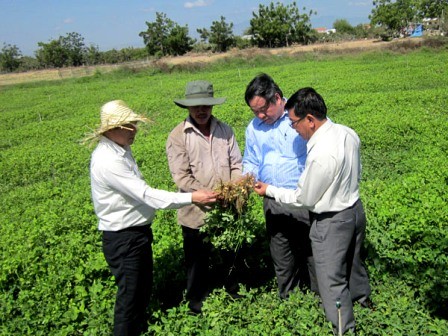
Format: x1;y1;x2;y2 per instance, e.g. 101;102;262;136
0;38;423;87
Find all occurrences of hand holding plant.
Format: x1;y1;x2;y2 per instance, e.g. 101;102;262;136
201;174;260;252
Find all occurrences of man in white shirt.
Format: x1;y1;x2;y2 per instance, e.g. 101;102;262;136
253;88;372;335
88;100;216;336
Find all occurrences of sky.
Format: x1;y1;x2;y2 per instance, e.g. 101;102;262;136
0;0;374;56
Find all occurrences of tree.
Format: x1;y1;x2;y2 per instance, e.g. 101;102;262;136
19;56;40;71
139;12;194;57
166;25;194;56
370;0;417;34
84;44;101;65
418;0;448;19
61;32;86;66
35;32;87;68
101;49;121;64
196;28;210;43
333;19;355;34
208;16;235;52
0;43;22;72
36;39;67;68
250;1;315;48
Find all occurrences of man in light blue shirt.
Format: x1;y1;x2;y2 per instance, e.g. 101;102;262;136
243;74;317;298
253;87;372;334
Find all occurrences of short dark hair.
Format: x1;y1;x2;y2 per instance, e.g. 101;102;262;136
244;73;283;106
285;87;327;120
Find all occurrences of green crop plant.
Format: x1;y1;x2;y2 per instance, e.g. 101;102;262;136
1;42;448;335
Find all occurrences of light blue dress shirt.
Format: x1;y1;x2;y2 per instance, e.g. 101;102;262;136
243;112;307;189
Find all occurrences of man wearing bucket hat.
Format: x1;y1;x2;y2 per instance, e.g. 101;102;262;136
88;100;217;335
166;81;243;313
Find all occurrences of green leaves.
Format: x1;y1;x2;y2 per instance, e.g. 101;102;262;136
202;193;263;252
250;1;315;47
1;46;448;334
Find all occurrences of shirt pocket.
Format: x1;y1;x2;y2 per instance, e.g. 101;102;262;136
213;138;231;168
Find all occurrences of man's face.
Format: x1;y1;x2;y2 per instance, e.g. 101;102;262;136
106;122;138;147
248;93;284;125
188;105;213;126
288;109;310;140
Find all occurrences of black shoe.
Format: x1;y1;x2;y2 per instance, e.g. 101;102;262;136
359;298;375;310
188;300;203;314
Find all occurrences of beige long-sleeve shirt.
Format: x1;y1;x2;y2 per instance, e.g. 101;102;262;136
166;116;243;228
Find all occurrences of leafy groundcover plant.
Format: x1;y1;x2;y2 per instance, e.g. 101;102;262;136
2;45;448;335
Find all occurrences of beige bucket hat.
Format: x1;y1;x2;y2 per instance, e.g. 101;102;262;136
174;80;226;108
82;100;148;144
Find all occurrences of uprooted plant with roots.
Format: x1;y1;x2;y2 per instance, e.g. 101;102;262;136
201;174;262;252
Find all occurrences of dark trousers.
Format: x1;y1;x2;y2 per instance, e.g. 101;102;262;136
264;198;318;299
182;226;211;312
182;226;240;312
309;199;371;334
102;226;153;336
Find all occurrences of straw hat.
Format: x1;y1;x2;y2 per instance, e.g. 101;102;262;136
82;100;148;144
98;100;148;133
174;80;226;108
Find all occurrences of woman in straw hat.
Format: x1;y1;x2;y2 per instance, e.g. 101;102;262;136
166;81;243;314
88;100;217;335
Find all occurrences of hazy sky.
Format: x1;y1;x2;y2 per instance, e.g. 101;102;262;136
0;0;374;56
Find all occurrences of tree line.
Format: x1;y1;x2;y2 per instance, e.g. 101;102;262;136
370;0;448;36
1;0;447;73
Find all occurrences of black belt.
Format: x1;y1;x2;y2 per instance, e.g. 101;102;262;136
309;199;359;221
118;225;151;233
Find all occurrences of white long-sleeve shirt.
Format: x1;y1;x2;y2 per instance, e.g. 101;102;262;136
90;136;192;231
266;120;361;214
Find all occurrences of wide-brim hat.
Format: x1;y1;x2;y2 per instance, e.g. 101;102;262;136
174;80;226;108
97;100;148;134
82;100;149;145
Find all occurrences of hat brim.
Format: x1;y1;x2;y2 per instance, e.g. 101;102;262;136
174;97;226;108
96;116;148;134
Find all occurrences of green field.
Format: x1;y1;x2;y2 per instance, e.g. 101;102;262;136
1;45;447;335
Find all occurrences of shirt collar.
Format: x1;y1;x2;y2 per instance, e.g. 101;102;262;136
307;119;332;153
99;135;129;157
183;115;217;132
254;110;288;127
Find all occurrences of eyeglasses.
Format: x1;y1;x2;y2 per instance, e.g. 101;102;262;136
289;117;303;128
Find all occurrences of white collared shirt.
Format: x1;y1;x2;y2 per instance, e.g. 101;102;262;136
90;136;192;231
266;120;361;214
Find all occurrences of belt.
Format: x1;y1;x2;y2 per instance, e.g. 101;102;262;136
118;225;151;233
309;199;360;221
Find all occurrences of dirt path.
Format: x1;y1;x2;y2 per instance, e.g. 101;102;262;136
166;38;395;65
0;38;422;86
